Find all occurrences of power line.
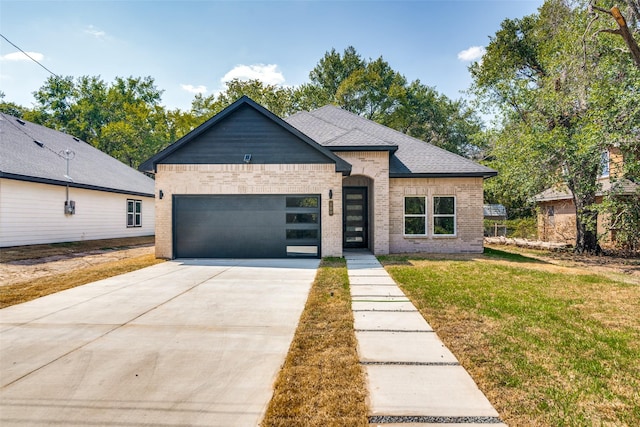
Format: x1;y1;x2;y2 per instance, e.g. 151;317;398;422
0;33;59;78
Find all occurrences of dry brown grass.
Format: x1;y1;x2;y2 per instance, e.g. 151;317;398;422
261;258;369;427
0;236;155;263
0;254;164;308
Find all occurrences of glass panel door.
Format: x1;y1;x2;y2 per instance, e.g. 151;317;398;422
343;187;368;248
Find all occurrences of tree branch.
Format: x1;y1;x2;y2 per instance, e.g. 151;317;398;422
591;2;640;69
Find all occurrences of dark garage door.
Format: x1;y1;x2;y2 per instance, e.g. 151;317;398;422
173;195;320;258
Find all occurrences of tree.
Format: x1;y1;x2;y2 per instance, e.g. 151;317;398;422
188;78;297;123
302;46;484;156
0;91;27;117
589;0;640;68
471;0;640;253
27;75;171;167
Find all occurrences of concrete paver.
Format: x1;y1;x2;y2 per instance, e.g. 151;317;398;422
356;331;458;363
344;251;504;426
366;365;500;417
354;310;433;331
351;285;407;297
0;258;318;426
350;276;399;285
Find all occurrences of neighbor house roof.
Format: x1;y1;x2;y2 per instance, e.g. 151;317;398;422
483;204;507;218
139;96;352;175
0;113;155;197
286;105;497;178
534;179;640;202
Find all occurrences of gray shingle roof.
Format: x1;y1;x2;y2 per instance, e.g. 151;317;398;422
483;204;507;217
286;105;497;177
0;113;155;196
535;179;639;202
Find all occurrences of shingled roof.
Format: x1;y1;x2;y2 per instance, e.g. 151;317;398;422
0;113;155;197
286;105;497;178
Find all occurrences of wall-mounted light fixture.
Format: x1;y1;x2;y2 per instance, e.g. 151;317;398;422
159;190;164;200
243;154;252;163
329;189;333;200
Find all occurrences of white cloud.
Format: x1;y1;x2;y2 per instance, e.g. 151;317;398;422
180;84;207;94
85;25;107;38
221;64;285;85
1;51;44;61
457;46;486;62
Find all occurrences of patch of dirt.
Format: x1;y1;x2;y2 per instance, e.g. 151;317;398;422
485;243;640;285
0;245;154;287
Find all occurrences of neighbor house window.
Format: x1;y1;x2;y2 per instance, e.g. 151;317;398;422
433;196;456;236
127;199;142;227
600;150;610;177
404;196;426;235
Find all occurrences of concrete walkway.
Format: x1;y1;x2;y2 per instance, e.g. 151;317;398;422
0;258;318;426
345;251;506;426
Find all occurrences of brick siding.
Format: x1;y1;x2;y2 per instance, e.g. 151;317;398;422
155;164;343;258
388;177;485;254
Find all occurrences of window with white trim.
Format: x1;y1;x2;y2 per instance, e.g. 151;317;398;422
404;196;426;235
433;196;456;236
127;199;142;227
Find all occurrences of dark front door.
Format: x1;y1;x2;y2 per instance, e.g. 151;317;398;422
343;187;368;248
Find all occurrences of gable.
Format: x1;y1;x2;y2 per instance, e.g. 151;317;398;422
160;104;332;165
140;97;350;174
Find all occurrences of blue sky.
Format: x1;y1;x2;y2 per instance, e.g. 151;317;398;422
1;0;543;111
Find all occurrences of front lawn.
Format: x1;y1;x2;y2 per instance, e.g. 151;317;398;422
380;248;640;426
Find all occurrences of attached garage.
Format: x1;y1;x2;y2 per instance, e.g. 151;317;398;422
173;194;321;258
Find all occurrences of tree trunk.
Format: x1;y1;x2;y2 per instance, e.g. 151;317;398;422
574;210;601;254
573;194;601;254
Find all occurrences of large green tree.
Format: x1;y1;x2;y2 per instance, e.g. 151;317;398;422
472;0;640;253
300;46;483;157
26;75;171;167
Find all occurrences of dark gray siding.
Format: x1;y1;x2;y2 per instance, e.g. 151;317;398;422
160;105;332;165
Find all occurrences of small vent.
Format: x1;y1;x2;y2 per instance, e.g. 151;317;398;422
72;137;80;142
16;119;26;125
33;140;44;148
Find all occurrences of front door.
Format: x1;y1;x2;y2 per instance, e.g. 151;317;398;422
343;187;368;248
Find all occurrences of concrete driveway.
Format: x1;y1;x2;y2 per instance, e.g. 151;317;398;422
0;258;319;426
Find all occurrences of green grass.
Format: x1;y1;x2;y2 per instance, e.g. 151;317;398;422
380;251;640;426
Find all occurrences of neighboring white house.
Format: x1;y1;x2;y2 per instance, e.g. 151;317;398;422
0;113;156;247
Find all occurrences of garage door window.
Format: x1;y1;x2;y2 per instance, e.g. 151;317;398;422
286;196;320;257
286;196;319;208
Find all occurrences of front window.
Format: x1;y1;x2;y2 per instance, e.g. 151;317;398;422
600;151;610;177
127;199;142;227
404;196;426;235
433;196;456;236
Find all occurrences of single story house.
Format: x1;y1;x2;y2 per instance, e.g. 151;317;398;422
535;148;639;246
0;113;155;247
139;96;496;259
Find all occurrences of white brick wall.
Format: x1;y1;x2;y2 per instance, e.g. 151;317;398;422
155;164;343;258
389;177;485;254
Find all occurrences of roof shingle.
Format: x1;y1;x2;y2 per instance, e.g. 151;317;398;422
286;105;496;177
0;113;155;196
